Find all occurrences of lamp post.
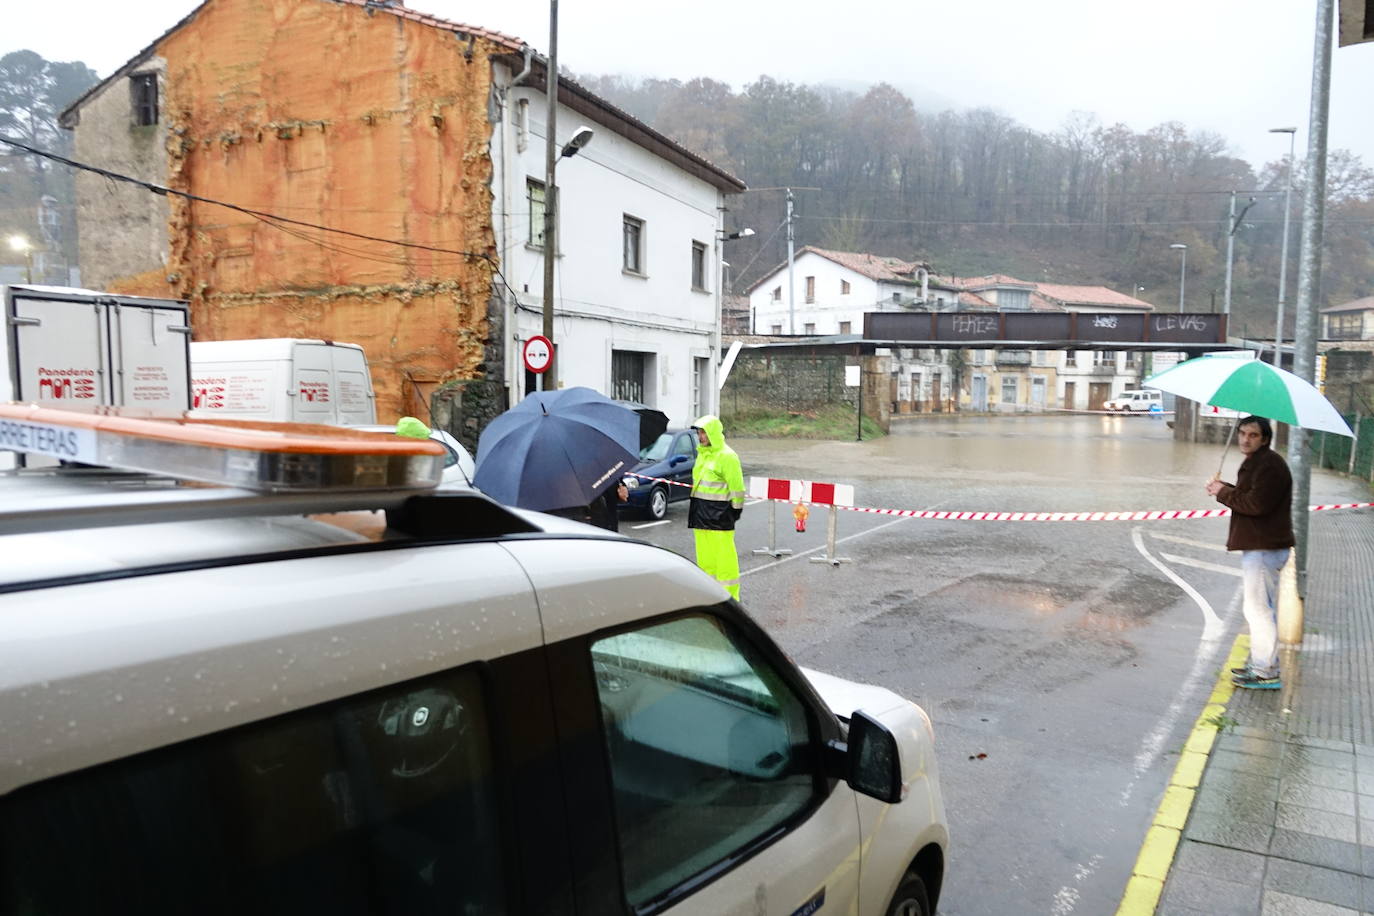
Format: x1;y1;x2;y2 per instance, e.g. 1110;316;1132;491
539;0;593;392
1169;243;1188;312
1270;126;1298;367
7;235;33;283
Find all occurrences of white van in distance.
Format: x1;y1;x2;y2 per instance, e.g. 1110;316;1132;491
190;338;376;425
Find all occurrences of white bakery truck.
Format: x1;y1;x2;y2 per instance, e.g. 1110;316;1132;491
190;338;376;425
1;284;191;467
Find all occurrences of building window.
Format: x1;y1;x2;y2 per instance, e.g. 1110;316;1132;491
693;357;710;417
1034;350;1047;366
1328;313;1362;339
1001;376;1019;403
611;349;647;402
623;215;645;275
840;280;851;295
691;241;708;291
771;324;783;335
771;287;781;301
1124;351;1139;368
804;322;816;334
891;292;900;303
1000;289;1030;310
527;179;547;249
1065;351;1078;367
130;72;158;126
839;321;851;334
1093;351;1112;367
972;349;987;365
805;276;815;303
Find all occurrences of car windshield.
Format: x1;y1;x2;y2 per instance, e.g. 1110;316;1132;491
639;433;674;461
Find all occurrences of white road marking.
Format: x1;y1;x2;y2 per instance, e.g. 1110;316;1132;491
1131;526;1224;641
1149;532;1231;553
1160;552;1242;578
632;520;671;530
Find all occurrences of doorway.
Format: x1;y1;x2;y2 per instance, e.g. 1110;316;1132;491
1063;381;1076;410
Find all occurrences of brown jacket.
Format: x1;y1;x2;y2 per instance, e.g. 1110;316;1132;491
1214;446;1295;551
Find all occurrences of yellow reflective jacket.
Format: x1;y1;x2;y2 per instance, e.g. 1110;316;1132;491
688;415;745;531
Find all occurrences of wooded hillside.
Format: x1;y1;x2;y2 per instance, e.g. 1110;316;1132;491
581;74;1374;338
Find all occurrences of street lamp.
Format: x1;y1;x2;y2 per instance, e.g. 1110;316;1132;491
713;228;754;412
1270;126;1298;367
539;107;594;391
7;235;33;284
720;228;755;241
1169;243;1188;312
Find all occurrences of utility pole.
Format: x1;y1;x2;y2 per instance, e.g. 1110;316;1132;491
1223;192;1257;316
785;188;796;335
540;0;559;390
1290;0;1334;595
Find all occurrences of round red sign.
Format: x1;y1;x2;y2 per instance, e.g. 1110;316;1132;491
522;335;553;373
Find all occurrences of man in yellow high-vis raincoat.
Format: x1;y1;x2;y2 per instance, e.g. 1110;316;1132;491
688;415;746;600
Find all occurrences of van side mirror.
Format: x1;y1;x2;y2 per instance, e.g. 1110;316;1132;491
841;710;904;803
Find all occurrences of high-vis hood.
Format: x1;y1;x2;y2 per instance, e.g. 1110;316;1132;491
693;414;726;452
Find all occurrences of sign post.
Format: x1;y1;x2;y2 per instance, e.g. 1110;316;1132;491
523;336;553;392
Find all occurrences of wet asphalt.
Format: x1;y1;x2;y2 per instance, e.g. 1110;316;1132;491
621;414;1370;916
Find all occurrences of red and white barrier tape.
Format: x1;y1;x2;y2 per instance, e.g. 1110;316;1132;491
625;473;1374;520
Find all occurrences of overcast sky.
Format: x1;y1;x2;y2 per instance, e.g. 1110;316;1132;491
10;0;1374;172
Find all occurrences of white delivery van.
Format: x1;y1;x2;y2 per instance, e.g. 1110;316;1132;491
1;284;191;469
190;338;376;425
0;405;949;916
1;284;191;408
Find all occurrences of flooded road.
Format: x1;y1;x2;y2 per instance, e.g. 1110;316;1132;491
628;414;1370;916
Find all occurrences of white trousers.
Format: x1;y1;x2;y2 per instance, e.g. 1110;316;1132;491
1241;548;1290;677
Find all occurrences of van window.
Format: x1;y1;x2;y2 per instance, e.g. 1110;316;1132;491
591;614;815;909
0;667;507;915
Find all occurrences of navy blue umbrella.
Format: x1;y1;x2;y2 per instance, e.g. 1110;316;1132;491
474;387;640;511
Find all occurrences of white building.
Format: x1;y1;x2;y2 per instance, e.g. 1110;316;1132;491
492;72;744;425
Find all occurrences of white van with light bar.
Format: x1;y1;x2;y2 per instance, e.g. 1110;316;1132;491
0;404;948;916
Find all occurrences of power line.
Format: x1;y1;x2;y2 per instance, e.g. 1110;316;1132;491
0;134;495;263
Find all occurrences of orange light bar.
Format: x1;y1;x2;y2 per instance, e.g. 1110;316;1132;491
0;404;445;492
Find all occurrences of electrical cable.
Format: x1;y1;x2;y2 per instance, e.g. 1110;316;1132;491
0;133;495;263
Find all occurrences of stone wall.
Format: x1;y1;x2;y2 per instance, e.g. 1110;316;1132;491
720;351;890;432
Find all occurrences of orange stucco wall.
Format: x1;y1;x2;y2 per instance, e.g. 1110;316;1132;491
115;0;502;420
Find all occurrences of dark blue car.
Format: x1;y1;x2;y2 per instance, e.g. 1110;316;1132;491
619;428;696;520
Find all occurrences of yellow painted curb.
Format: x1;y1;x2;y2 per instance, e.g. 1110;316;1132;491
1115;876;1163;916
1155;786;1195;830
1114;633;1247;915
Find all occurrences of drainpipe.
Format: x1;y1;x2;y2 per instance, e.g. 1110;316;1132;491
510;45;533;87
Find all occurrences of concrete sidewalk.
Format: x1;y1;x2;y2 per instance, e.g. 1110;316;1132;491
1129;507;1374;915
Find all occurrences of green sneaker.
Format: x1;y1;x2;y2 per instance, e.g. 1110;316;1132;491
1232;671;1281;690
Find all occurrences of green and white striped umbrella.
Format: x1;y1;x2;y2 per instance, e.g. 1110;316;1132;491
1144;355;1354;437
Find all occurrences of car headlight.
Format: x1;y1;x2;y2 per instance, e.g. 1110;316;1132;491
622;476;640;490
